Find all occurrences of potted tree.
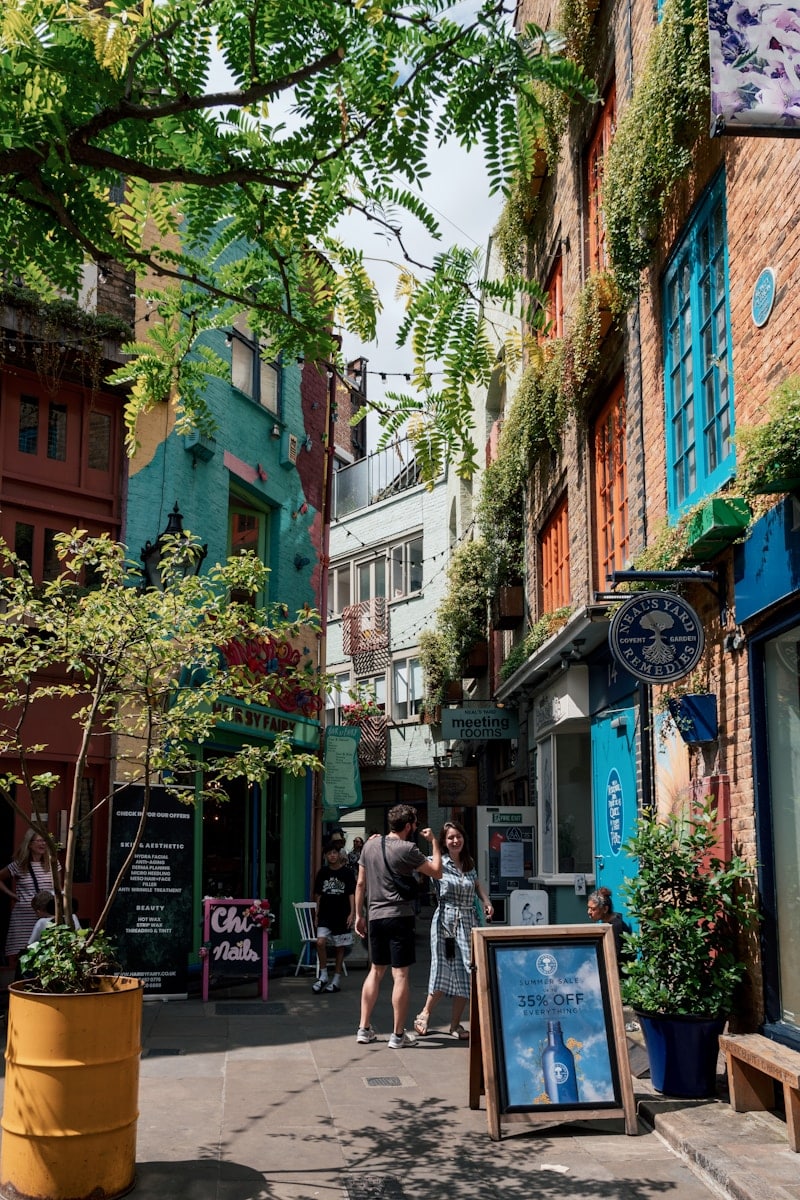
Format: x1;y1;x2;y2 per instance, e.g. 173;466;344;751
621;799;757;1098
0;531;322;1200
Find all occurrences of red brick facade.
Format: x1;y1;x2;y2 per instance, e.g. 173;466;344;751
508;0;800;1035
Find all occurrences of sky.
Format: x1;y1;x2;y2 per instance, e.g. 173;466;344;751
206;1;507;448
337;137;503;445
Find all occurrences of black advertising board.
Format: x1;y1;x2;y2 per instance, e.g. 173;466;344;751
107;784;195;996
469;926;637;1140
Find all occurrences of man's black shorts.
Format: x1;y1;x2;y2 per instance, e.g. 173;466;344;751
368;915;416;968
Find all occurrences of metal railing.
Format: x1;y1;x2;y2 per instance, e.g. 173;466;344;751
333;437;420;519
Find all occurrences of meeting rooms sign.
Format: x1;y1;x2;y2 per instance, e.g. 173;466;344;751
442;707;519;741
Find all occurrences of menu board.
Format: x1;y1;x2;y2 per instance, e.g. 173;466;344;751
107;784;195;996
469;926;637;1141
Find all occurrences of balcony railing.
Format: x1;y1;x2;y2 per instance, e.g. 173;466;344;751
333;437;420;519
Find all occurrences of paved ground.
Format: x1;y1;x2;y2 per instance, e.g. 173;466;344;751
3;914;798;1200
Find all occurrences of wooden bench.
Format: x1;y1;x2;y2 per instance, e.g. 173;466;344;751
720;1033;800;1152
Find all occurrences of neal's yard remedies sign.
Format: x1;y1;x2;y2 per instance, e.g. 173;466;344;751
107;784;195;996
442;707;519;741
608;592;704;684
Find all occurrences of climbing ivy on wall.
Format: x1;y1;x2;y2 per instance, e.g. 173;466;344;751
604;0;710;304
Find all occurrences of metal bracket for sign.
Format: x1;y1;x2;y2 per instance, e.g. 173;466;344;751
597;568;727;625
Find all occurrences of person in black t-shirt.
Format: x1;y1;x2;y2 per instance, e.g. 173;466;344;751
311;844;356;993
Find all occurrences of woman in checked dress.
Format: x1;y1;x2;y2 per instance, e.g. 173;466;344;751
413;820;492;1039
0;830;55;970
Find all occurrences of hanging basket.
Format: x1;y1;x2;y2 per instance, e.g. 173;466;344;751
667;693;718;745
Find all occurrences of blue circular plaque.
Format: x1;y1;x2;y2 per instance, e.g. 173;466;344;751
752;267;776;328
606;768;623;856
608;591;705;684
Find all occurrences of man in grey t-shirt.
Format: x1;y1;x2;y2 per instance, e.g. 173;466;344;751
354;803;441;1048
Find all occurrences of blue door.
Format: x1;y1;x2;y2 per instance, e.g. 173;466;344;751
591;707;639;925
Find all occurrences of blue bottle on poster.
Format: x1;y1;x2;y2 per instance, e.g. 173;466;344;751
541;1020;579;1103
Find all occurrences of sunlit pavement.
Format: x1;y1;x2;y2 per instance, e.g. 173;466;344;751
1;914;796;1199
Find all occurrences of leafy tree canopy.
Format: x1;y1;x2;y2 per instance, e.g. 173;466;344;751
0;0;594;478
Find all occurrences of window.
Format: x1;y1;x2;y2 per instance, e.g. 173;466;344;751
594;379;629;584
663;172;734;516
539;255;564;342
538;731;593;876
14;523;34;571
228;501;269;607
42;529;61;581
392;656;422;721
87;411;111;471
333;534;424;616
586;82;616;273
230;315;279;413
325;672;351;727
391;536;423;597
357;557;386;603
47;403;67;461
328;564;352;618
354;674;386;715
541;498;570;612
19;396;38;454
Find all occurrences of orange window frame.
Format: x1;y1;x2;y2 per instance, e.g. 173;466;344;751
593;379;629;585
541;497;570;613
539;256;564;342
586;82;617;273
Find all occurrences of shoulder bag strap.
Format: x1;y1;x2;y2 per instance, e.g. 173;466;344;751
381;836;404;889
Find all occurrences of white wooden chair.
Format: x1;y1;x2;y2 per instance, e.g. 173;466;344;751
292;902;348;978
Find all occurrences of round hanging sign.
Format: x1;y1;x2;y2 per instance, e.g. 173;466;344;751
608;591;705;684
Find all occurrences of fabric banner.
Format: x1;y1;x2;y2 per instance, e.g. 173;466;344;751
709;1;800;135
323;725;363;812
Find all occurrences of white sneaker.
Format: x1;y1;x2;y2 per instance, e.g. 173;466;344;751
388;1029;417;1049
356;1026;377;1044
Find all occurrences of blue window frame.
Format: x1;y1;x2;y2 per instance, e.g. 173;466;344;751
663;172;734;518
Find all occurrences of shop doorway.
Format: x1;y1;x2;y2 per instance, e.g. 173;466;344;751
201;772;283;937
203;778;248;899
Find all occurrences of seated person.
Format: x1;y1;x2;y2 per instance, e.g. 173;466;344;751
28;891;81;944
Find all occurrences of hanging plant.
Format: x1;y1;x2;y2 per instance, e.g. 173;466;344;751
604;0;710;305
418;628;459;708
476;456;526;592
736;376;800;498
495;174;537;277
437;539;491;665
499;605;573;681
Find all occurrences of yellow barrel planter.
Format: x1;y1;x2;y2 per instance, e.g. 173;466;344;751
0;976;142;1200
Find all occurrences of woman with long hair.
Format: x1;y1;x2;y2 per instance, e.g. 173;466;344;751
413;819;492;1039
0;829;55;969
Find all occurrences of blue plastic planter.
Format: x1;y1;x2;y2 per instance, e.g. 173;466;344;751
637;1012;726;1097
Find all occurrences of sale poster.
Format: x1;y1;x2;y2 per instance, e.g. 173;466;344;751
491;939;618;1111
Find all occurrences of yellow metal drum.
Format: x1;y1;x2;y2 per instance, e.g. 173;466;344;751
0;977;142;1200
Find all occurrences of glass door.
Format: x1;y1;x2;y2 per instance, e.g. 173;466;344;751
764;628;800;1028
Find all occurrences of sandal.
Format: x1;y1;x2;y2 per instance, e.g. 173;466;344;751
413;1012;430;1036
448;1024;469;1040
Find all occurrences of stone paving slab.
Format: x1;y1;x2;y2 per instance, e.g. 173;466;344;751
1;918;795;1200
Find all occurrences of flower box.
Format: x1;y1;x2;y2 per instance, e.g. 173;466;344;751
445;680;464;703
492;585;524;630
463;639;488;676
751;474;800;495
685;497;751;562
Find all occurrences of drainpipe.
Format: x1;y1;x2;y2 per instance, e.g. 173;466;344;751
314;344;340;876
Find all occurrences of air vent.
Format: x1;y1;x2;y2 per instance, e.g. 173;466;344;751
281;431;299;469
